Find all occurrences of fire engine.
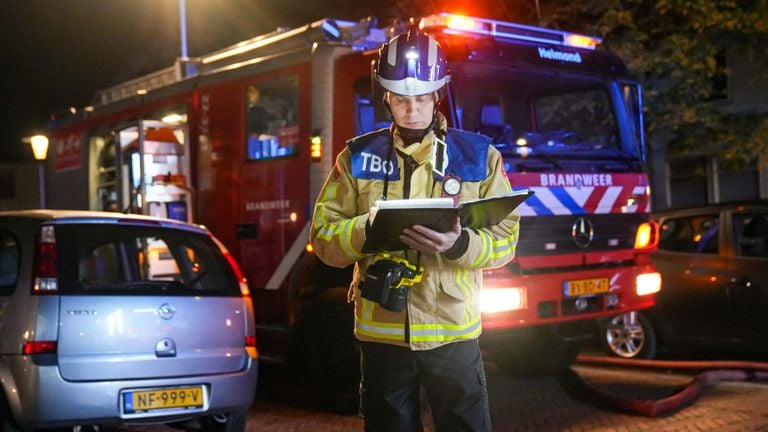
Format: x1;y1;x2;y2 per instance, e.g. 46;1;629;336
43;13;660;411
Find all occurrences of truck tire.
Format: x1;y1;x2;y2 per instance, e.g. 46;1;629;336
600;312;657;359
290;287;359;414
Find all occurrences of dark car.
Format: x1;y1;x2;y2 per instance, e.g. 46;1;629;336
600;201;768;359
0;210;258;431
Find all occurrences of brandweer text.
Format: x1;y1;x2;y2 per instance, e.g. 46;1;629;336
540;173;613;187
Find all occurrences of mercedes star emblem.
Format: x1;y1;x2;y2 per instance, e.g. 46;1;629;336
571;217;594;248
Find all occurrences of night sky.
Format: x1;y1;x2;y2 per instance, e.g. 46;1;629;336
0;0;535;162
0;0;400;162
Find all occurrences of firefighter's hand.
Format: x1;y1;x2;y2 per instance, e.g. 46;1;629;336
400;217;462;254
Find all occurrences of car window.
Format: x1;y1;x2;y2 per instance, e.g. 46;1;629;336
0;230;19;293
734;213;768;258
658;214;720;254
55;224;239;296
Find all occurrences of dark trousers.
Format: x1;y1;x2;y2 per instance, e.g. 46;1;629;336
359;339;491;432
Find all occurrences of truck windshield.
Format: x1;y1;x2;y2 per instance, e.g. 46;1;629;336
450;62;644;171
352;60;644;172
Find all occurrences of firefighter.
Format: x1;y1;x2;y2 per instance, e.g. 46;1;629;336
310;27;520;432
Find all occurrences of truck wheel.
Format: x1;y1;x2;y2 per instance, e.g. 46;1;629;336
290;287;359;414
600;312;657;359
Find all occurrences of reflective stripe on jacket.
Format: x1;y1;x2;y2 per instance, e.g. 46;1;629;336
310;116;520;350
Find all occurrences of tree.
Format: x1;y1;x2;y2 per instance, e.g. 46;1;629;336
378;0;768;165
537;0;768;166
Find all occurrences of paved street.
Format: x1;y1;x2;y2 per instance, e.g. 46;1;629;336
123;356;768;431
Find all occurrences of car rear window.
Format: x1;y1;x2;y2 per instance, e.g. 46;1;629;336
55;224;239;296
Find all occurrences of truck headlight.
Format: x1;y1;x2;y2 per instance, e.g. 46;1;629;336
480;288;526;313
636;272;661;296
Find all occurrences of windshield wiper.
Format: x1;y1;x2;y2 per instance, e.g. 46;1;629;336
528;145;567;171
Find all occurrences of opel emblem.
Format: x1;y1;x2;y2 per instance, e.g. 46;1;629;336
571;217;594;248
157;303;176;320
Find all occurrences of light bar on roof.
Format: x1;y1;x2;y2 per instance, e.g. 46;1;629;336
565;33;600;50
420;13;602;50
445;15;489;33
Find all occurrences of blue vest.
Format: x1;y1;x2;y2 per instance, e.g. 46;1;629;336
347;128;490;182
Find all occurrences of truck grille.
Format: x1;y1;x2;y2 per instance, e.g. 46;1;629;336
516;213;646;257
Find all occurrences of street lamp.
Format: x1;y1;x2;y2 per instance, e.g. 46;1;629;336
28;135;49;209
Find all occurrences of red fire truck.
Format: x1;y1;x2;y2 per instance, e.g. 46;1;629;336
44;13;660;411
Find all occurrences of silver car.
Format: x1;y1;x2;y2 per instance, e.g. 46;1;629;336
0;210;258;431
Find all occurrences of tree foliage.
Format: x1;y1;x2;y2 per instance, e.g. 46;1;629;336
388;0;768;165
537;0;768;166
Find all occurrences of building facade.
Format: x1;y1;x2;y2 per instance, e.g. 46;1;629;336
650;45;768;211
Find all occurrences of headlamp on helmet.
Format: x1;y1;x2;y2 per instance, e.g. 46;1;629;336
374;28;450;97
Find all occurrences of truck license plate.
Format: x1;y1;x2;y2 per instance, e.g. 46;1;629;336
123;386;204;414
564;278;609;297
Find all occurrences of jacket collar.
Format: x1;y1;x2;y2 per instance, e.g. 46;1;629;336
391;113;447;164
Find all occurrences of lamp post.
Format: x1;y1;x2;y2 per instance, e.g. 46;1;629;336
28;135;49;209
178;0;196;77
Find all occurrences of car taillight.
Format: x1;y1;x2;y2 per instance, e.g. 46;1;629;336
245;336;256;348
634;221;659;250
32;225;58;294
23;341;57;355
245;335;258;358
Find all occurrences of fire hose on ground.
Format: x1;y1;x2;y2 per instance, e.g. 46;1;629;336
558;354;768;417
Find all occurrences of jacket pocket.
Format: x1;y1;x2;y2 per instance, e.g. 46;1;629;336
440;281;467;301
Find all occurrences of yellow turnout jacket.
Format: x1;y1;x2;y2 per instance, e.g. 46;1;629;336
311;118;520;350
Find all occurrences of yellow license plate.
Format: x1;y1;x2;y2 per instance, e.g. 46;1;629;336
124;386;204;414
564;278;610;297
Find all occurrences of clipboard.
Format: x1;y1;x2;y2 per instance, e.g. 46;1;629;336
362;189;533;253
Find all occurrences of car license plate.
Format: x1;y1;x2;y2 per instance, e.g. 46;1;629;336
564;277;609;297
123;386;204;414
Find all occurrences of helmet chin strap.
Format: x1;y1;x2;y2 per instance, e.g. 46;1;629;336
384;94;442;146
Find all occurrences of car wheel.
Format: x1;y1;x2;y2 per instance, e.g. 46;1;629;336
290;287;359;414
600;312;657;359
196;410;247;432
